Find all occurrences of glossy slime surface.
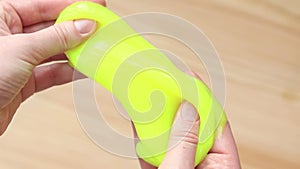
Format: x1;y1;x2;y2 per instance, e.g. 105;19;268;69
56;1;227;166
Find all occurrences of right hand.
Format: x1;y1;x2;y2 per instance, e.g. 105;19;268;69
137;73;241;169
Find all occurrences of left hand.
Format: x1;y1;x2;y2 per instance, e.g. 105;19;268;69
0;0;105;135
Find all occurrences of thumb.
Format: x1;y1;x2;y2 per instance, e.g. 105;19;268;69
159;102;200;169
18;19;96;65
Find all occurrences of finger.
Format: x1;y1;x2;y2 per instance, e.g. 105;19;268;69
40;54;68;64
15;19;96;65
7;0;106;26
196;123;241;169
34;63;75;92
131;121;139;144
131;122;157;169
209;122;240;160
21;62;85;101
23;20;55;33
188;70;240;168
0;93;22;136
159;102;200;169
139;157;157;169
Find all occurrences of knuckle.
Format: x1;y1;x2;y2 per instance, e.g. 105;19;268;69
52;23;72;51
170;120;200;146
183;129;199;145
170;128;199;147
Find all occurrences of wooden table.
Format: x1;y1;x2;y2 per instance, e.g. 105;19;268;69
1;0;299;168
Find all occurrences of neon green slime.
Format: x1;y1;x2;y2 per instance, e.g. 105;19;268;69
56;1;227;167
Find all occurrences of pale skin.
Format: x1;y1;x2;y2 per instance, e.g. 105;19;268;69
138;117;241;169
0;0;104;134
0;0;241;168
136;73;241;169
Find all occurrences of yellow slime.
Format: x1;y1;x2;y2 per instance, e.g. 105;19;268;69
56;1;227;167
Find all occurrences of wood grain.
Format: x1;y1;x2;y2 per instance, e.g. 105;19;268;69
0;0;299;168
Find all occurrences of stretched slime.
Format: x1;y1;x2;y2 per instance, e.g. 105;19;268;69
56;1;227;166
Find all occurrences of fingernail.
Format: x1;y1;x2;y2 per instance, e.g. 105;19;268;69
181;102;198;122
74;20;96;35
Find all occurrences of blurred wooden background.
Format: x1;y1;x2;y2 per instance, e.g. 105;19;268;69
0;0;299;168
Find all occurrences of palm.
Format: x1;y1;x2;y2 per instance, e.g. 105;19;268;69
0;1;34;133
0;0;105;135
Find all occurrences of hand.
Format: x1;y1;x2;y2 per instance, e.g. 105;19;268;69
0;0;105;135
138;102;241;169
136;74;241;169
